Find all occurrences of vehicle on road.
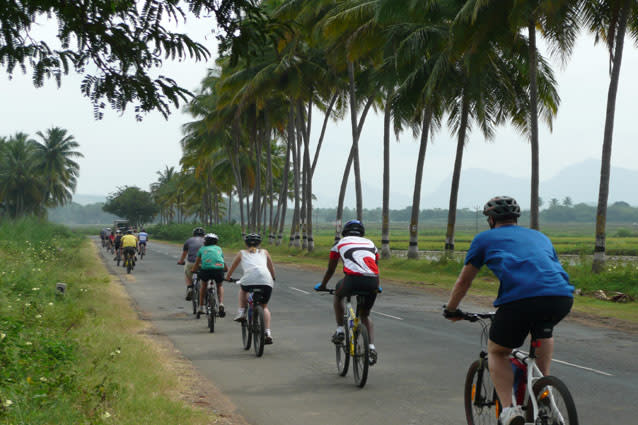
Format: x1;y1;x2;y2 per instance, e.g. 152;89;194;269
238;282;269;357
459;310;578;425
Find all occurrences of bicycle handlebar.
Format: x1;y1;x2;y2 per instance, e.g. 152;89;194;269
443;305;495;322
314;285;383;295
224;277;239;283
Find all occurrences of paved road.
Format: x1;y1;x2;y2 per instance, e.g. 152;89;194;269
98;240;638;425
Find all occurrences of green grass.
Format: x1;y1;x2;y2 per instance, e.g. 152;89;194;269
0;219;213;424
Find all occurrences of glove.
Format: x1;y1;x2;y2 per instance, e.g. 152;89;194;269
443;305;464;319
378;286;383;294
314;282;324;291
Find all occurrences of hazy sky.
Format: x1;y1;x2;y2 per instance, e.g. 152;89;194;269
2;16;638;210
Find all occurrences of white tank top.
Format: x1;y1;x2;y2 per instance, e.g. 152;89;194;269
240;249;274;287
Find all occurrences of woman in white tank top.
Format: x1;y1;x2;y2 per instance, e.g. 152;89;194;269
226;233;276;344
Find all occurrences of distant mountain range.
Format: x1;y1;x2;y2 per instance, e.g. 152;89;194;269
421;159;638;209
76;158;638;210
315;158;638;209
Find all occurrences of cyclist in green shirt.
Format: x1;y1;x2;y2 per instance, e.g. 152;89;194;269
191;233;227;317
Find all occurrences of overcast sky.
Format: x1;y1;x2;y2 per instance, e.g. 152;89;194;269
2;16;638;210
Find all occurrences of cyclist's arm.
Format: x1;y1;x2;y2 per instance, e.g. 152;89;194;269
445;263;480;313
318;256;339;289
264;250;276;280
177;247;188;264
191;256;201;273
225;252;242;280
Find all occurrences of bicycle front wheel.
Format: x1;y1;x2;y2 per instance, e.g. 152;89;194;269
528;375;578;425
465;359;500;425
352;323;369;388
253;305;265;357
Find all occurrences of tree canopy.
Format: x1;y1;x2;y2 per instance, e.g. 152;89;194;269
103;186;158;226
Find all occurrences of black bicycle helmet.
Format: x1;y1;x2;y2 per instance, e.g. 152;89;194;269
342;219;365;237
244;233;262;247
204;233;218;245
483;196;521;219
193;227;205;236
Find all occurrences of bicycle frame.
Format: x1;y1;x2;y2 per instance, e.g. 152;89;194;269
344;297;359;356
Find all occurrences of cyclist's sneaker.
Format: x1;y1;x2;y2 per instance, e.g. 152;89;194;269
218;304;225;318
369;348;378;366
498;406;525;425
197;306;205;316
265;335;273;345
185;285;194;301
233;311;247;322
331;331;345;345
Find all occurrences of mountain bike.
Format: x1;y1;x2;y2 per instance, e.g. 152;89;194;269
197;273;225;333
232;280;268;357
139;242;146;259
315;287;379;388
457;310;578;425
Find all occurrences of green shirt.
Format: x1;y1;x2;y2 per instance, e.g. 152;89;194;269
197;245;225;270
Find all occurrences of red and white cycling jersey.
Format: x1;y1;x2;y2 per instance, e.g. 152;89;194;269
330;236;379;276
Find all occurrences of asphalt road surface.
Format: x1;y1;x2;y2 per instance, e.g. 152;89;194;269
98;240;638;425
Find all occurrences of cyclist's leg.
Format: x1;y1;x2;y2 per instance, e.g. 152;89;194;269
530;296;573;376
487;340;515;408
535;337;554;376
198;279;207;311
333;278;347;326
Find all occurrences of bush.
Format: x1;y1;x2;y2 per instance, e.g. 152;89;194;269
146;223;243;245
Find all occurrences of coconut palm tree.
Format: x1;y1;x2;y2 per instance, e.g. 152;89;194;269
35;127;84;208
584;0;638;272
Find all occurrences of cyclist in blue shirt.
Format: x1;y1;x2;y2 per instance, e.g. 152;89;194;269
444;196;574;425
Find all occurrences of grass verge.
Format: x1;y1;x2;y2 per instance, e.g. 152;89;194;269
0;219;216;424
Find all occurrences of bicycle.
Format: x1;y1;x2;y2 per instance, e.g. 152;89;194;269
315;287;379;388
139;243;146;259
457;310;578;425
123;249;135;274
197;273;225;333
231;279;268;357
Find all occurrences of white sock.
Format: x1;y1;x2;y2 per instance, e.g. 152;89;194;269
265;329;271;336
237;308;245;314
336;326;344;334
369;343;376;350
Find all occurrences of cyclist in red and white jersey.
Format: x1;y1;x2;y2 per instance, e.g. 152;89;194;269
315;219;380;364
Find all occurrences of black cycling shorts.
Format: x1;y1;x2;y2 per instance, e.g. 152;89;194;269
240;285;272;304
122;246;136;257
490;296;573;349
198;269;224;284
335;274;379;311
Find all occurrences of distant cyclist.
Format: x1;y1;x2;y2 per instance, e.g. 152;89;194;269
191;233;227;317
314;219;380;364
138;228;148;254
226;233;276;344
120;229;138;268
177;227;205;301
113;229;123;260
443;196;574;425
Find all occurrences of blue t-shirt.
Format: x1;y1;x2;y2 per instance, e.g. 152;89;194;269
464;225;574;306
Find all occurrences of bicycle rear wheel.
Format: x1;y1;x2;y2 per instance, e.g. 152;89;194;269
465;359;500;425
352;323;369;388
207;287;216;333
336;328;350;376
192;279;199;315
253;305;265;357
527;375;578;425
126;256;132;274
242;308;252;350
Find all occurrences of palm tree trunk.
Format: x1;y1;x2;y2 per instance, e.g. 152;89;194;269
381;90;393;259
311;92;338;176
266;127;274;244
334;97;374;241
445;94;470;252
251;112;261;233
408;106;432;259
528;18;540;231
275;115;293;246
347;61;363;219
593;3;630;272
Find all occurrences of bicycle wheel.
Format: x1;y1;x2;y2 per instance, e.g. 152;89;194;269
352;322;370;388
242;308;252;350
253;305;265;357
336;327;350;376
192;279;198;315
527;375;578;425
126;256;132;273
207;288;216;333
465;359;500;425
